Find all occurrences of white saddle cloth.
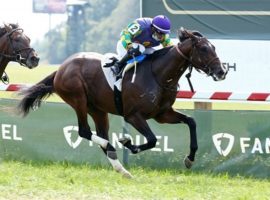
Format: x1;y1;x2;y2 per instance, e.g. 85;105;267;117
101;53;137;91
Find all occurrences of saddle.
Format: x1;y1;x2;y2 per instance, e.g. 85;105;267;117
101;53;146;89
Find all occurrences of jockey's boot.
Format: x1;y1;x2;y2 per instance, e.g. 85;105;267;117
111;53;132;78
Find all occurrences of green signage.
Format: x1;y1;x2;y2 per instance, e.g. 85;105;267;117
141;0;270;40
0;99;269;177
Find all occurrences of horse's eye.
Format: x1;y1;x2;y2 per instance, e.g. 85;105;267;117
14;36;21;42
200;46;208;53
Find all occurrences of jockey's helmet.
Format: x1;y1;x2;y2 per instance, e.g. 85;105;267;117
152;15;171;34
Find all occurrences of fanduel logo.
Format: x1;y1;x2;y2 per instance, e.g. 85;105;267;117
63;126;83;149
212;133;235;157
63;125;174;152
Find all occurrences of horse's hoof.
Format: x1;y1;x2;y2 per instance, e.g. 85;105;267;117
184;156;193;169
119;137;131;146
122;172;133;179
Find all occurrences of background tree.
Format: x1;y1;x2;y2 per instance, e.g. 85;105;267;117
84;0;139;54
35;0;140;64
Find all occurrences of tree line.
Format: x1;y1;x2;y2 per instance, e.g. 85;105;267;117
35;0;139;64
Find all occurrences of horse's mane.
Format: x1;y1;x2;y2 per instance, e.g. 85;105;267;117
146;46;174;61
144;29;204;61
0;23;19;38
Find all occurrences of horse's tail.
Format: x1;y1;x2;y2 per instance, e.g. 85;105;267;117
17;71;56;117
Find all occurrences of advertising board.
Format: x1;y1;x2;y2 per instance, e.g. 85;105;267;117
177;39;270;93
0;99;269;177
33;0;66;14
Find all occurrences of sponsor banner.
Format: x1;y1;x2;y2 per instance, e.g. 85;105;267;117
33;0;66;14
172;39;270;94
142;0;270;94
141;0;270;40
0;99;269;177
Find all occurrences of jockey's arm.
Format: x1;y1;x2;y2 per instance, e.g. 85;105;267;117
120;22;142;50
161;34;173;47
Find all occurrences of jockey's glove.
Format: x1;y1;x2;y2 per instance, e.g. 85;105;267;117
127;46;141;57
126;43;133;50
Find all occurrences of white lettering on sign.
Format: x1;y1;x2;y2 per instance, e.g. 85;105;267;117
213;133;270;156
266;138;270;154
240;137;250;153
63;125;174;152
1;124;22;141
111;132;174;152
251;138;263;154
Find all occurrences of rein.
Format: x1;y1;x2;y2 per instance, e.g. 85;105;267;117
175;42;219;92
150;48;178;93
175;44;195;92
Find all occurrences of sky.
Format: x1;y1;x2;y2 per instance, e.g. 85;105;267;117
0;0;67;42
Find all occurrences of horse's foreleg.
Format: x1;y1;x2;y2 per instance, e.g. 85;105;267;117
79;114;132;178
120;114;157;154
155;108;198;169
91;111;132;178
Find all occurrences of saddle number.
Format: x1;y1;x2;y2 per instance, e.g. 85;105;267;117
128;23;140;35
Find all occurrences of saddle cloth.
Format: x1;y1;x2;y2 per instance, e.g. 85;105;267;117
101;53;146;91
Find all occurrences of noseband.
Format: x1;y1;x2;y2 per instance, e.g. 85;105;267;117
0;28;34;66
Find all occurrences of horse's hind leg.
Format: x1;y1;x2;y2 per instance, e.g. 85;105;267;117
91;110;132;178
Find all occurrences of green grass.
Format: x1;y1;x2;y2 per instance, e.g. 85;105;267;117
0;160;269;200
4;64;58;83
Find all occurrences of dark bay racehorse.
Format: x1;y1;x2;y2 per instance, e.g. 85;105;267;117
17;28;227;177
0;23;39;83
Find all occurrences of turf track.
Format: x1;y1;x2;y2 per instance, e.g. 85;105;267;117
0;161;269;200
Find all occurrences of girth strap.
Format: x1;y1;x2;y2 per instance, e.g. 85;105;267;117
113;85;123;115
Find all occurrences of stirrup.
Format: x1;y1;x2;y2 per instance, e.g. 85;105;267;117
104;62;114;68
104;57;118;68
111;66;119;75
116;73;122;79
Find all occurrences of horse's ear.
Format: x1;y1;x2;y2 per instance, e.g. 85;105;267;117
178;27;190;42
178;27;202;43
192;30;203;38
185;30;203;43
4;23;12;32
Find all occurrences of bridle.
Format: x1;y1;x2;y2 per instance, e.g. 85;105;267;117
175;37;219;92
175;38;219;76
0;28;34;67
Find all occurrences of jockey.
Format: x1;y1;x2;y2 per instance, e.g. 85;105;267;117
111;15;173;77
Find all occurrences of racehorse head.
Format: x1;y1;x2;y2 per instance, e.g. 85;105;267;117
0;23;39;69
178;28;228;81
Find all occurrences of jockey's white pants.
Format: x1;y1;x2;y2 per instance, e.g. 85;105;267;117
116;40;157;59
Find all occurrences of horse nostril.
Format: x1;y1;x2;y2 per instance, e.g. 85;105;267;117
217;68;226;76
31;56;40;63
